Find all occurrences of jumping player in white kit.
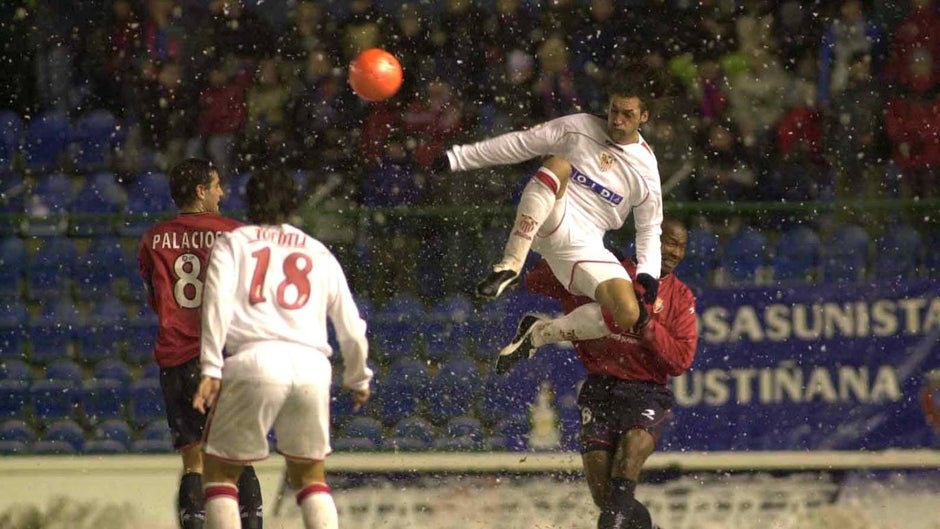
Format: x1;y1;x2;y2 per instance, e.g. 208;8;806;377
437;61;666;369
192;168;372;529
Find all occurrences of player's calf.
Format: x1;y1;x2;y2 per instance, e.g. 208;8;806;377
597;478;653;529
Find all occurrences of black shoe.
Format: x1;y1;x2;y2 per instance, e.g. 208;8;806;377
495;314;543;374
475;268;519;300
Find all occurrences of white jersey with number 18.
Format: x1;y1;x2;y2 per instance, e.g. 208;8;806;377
200;223;371;392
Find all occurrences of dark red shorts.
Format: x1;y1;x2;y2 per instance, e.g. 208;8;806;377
577;375;675;454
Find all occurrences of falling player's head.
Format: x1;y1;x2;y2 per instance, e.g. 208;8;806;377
605;60;668;144
168;158;224;214
246;168;300;225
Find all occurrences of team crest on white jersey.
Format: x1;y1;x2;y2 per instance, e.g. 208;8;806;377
598;152;615;172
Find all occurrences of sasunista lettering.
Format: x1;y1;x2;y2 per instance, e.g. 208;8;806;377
698;297;940;343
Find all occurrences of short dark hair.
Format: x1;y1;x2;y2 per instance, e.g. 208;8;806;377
168;158;216;209
605;59;670;113
246;168;301;224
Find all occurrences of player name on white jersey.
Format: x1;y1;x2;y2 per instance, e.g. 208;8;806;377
151;230;225;250
253;227;307;248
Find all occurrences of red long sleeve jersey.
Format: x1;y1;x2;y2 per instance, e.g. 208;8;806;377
525;259;698;385
138;213;243;367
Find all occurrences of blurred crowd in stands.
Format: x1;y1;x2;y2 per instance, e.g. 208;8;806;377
1;0;937;208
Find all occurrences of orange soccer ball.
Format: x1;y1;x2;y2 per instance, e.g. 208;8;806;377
348;48;403;102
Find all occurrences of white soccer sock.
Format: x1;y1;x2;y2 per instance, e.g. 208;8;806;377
531;303;612;347
297;482;338;529
499;169;560;272
204;483;240;529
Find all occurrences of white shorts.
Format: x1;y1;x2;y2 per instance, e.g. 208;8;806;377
533;199;630;299
203;344;333;462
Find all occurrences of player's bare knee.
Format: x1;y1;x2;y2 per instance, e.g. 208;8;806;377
611;304;640;331
286;459;326;490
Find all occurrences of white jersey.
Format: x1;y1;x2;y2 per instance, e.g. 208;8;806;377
448;113;663;278
200;223;371;391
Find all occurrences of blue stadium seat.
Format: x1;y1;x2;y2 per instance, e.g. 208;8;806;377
0;440;28;454
341;416;384;445
370;294;427;362
27;299;82;364
30;379;79;423
391;417;436;448
425;358;480;425
331;436;376;452
40;419;85;452
124;302;157;364
131;438;173;453
1;420;34;444
0;359;32;383
22;173;74;236
83;438;127;454
537;345;587;399
0;110;23;171
93;359;133;387
0;379;29;419
822;224;870;283
491;414;529;451
444;415;484;443
30;440;77;454
374;359;430;427
81;378;128;424
120;171;175;236
22;111;70;172
75;236;133;299
141;362;161;380
873;224;923;281
428;294;474;324
772;225;821;282
129;378;164;427
424;321;471;364
76;298;128;363
370;320;418;363
141;419;170;442
720;226;768;285
70;171;125;236
25;235;79;299
0;236;27;297
0;300;28;362
43;359;84;384
94;418;133;446
476;372;516;426
0;175;25;236
71;109;124;172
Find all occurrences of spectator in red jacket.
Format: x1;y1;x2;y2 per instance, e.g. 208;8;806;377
523;216;697;529
190;60;252;178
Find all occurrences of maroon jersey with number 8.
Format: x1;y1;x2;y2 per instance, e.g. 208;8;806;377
138;213;243;367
